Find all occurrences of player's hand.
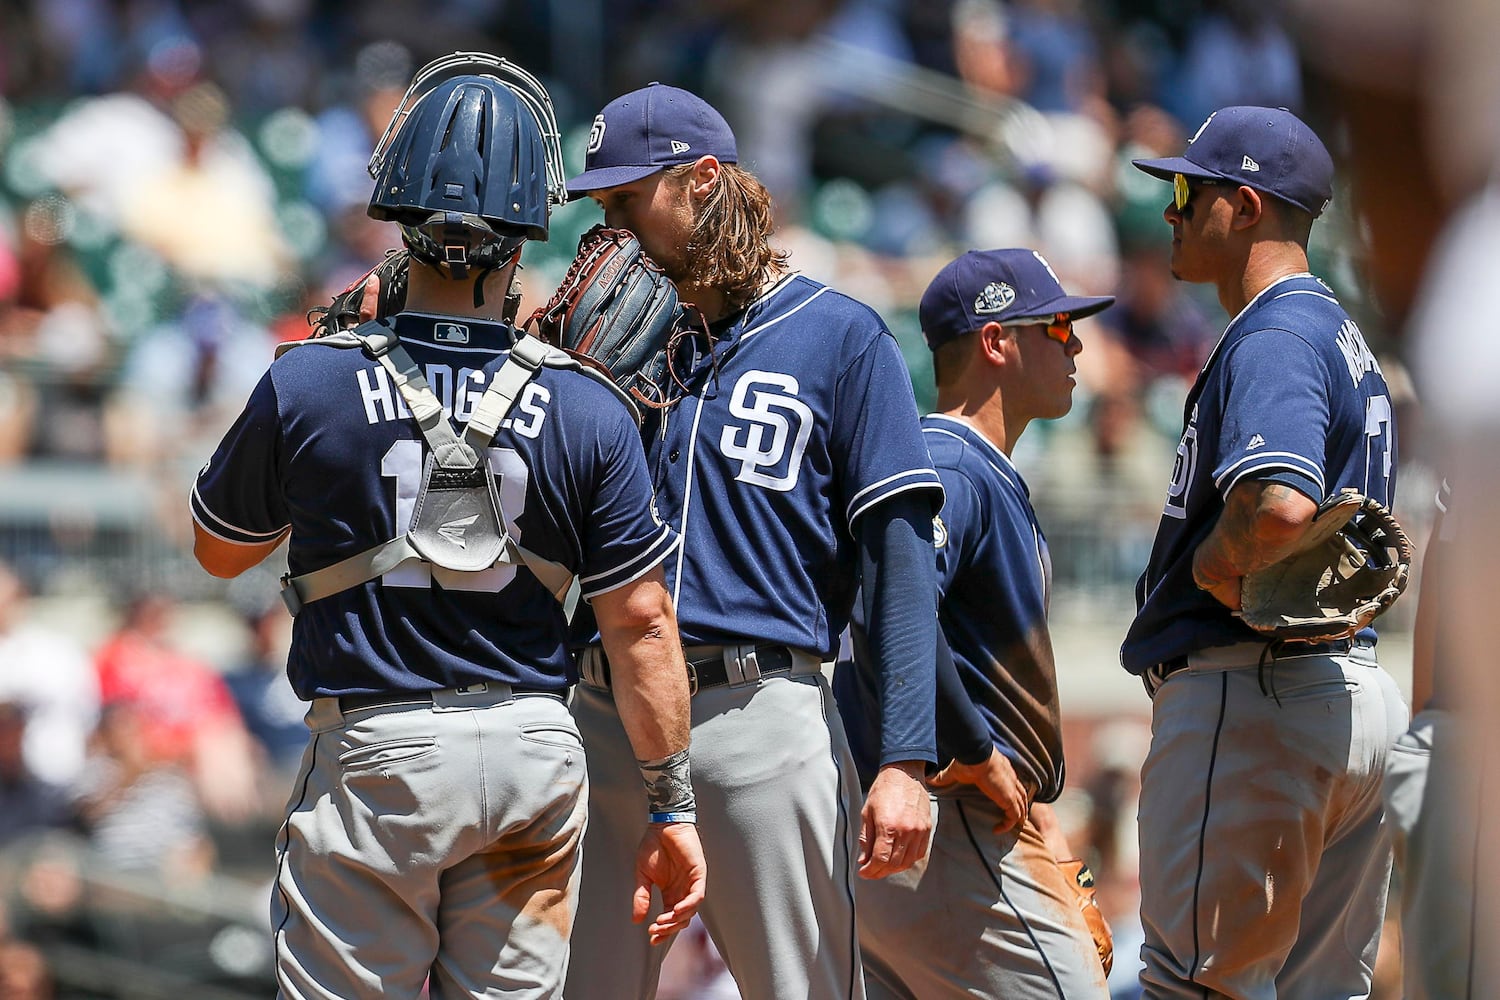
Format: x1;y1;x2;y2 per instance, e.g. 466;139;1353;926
1201;575;1242;610
1192;543;1243;610
859;761;932;880
929;746;1030;834
358;273;381;323
632;822;707;945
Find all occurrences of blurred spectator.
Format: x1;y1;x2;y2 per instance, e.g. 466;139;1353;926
0;938;54;1000
0;562;98;788
0;703;68;847
116;80;292;289
222;602;304;782
1167;0;1302;128
0;206;117;463
93;593;259;825
1006;0;1105;113
1093;237;1218;388
106;292;277;469
71;700;214;881
302;41;411;219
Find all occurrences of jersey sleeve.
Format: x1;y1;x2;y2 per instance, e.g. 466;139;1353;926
576;413;680;599
933;467;983;599
1213;329;1328;501
834;333;944;530
191;371;292;545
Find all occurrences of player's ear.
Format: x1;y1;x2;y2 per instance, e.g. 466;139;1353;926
1231;184;1264;231
978;321;1010;365
687;156;721;203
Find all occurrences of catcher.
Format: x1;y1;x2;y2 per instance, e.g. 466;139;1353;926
200;52;705;999
1121;106;1412;999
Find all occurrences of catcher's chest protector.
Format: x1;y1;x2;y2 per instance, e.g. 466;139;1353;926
273;322;591;612
406;451;508;572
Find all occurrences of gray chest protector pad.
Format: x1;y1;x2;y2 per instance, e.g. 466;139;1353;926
274;321;640;615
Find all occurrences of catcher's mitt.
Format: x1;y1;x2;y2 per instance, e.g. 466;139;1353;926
527;225;703;410
1239;489;1414;642
307;249;411;339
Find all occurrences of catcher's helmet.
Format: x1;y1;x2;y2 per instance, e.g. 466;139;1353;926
368;74;550;260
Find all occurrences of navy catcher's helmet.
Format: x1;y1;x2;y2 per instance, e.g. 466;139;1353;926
369;57;565;283
369;74;549;239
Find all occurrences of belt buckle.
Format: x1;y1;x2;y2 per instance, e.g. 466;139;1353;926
685;659;699;697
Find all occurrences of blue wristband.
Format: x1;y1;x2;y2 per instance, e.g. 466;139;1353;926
649;811;697;825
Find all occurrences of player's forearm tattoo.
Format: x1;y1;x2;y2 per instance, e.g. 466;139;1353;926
637;748;696;823
1197;483;1309;588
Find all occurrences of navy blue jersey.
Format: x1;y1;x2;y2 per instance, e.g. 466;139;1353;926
192;312;677;699
1122;275;1397;674
923;416;1064;800
649;274;943;656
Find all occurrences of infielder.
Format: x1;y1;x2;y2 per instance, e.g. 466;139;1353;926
1124;106;1407;998
563;83;944;999
1382;480;1482;999
836;248;1115;999
190;55;704;998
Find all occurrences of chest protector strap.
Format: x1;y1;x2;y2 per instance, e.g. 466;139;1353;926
277;323;595;615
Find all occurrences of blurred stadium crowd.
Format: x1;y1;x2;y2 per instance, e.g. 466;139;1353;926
0;0;1430;997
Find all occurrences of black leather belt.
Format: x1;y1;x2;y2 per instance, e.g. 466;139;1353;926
338;685;555;714
1156;637;1356;681
585;644;796;694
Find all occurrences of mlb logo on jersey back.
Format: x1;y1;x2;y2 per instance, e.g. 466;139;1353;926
435;323;470;344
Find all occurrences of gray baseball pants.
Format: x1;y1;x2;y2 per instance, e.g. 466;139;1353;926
565;661;865;1000
1137;641;1407;1000
272;687;587;999
1382;707;1485;1000
858;791;1110;999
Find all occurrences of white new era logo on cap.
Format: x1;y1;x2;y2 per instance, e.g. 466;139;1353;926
671;140;691;155
1241;155;1260;172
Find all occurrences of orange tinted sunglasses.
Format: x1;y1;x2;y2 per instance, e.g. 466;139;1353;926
1012;314;1074;344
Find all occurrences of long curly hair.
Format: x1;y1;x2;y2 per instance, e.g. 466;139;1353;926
667;162;791;313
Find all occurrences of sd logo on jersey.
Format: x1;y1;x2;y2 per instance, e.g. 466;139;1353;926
1164;411;1199;520
720;371;813;491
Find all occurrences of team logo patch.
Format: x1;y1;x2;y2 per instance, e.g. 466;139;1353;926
1247;433;1265;449
587;114;606;155
670;139;691;155
932;514;948;549
1241;155;1260;172
434;323;470;344
974;282;1016;315
720;371;814;492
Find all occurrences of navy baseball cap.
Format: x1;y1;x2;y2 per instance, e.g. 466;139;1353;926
919;249;1115;351
566;83;738;197
1132;106;1334;217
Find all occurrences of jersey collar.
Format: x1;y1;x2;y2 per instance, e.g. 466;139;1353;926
923;413;1019;474
1223;272;1318;336
392;311;514;348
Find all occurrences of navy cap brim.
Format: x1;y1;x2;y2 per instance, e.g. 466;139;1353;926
1014;293;1116;321
565;163;666;198
1131;155;1224;183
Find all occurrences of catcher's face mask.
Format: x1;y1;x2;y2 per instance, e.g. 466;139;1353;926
370;51;568;211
